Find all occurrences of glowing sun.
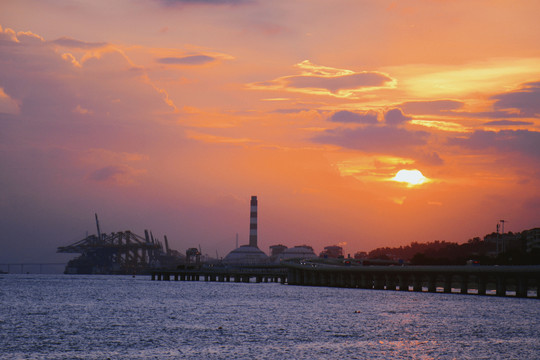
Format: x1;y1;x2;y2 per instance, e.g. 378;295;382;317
391;169;429;186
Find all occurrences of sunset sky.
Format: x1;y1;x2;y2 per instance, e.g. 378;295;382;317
1;0;540;264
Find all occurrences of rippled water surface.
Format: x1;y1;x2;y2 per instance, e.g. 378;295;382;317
0;274;538;359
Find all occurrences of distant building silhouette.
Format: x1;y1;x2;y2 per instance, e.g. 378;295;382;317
525;228;540;253
319;245;343;258
269;244;288;257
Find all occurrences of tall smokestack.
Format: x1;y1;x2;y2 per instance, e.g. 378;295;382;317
249;195;258;248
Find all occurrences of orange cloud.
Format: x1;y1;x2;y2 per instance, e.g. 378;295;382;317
61;53;82;68
0;87;20;115
248;60;396;98
73;104;92;115
186;130;259;146
0;26;44;43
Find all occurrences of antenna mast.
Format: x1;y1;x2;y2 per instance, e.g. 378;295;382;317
95;213;102;242
500;219;507;234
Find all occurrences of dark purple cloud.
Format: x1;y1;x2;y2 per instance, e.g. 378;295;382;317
448;129;540;159
329;110;378;124
157;55;216;65
89;166;128;182
51;37;107;49
88;165;143;185
286;72;392;93
523;196;540;211
400;100;464;115
491;81;540;117
314;125;429;153
417;151;444;166
384;108;411;125
484;120;533;126
158;0;249;5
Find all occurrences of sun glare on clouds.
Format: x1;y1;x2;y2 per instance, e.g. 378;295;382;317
391;169;429;187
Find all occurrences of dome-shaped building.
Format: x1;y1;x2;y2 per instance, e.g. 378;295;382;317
223;245;269;265
275;245;317;263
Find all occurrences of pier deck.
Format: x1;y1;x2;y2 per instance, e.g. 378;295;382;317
151;263;540;298
286;263;540;298
151;266;287;284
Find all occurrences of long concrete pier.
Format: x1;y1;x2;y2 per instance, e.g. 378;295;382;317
151;263;540;298
285;262;540;298
151;267;287;284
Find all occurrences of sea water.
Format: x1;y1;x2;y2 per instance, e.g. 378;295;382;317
0;274;538;359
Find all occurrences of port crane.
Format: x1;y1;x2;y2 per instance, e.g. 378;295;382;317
57;214;183;274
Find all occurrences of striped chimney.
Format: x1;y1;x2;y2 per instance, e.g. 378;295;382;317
249;195;258;248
